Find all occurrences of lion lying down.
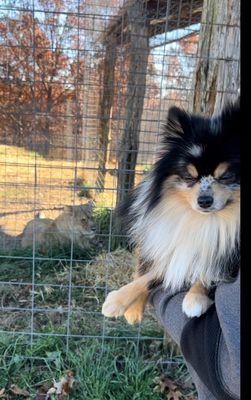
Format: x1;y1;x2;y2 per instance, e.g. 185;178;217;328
21;201;95;251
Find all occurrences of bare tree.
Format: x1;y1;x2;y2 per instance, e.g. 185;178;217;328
95;37;117;190
116;1;150;206
191;0;240;116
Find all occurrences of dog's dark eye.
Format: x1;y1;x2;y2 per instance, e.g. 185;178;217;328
218;171;236;184
181;173;197;184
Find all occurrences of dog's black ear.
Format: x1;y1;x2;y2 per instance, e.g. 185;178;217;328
164;106;191;139
220;98;240;138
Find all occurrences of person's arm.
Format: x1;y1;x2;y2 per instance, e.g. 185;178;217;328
149;274;240;400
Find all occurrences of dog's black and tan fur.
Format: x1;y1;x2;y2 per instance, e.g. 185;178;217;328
102;102;240;324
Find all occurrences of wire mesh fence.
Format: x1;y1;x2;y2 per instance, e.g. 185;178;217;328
0;0;239;364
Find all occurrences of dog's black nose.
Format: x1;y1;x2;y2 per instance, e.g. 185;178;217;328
197;195;214;209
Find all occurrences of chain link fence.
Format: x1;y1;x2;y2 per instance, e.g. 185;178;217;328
0;0;239;367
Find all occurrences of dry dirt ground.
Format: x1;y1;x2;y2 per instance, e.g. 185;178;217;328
0;144;123;236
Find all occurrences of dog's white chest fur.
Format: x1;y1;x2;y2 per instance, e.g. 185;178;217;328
130;185;239;291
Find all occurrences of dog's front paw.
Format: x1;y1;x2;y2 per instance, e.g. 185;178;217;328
182;293;213;318
124;304;143;325
102;290;127;318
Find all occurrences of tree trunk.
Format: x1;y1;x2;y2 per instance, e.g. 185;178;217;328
40;87;53;157
65;100;74;161
191;0;240;116
116;2;150;207
95;37;117;191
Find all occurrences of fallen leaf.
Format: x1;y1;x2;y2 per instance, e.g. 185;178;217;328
44;370;74;399
153;375;184;400
46;387;57;398
167;389;183;400
162;377;177;392
10;384;30;397
55;370;74;395
154;375;178;393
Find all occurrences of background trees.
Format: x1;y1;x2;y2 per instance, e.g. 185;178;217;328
0;2;85;155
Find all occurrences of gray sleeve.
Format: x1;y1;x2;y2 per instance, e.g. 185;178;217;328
150;274;240;400
149;287;189;344
214;274;240;398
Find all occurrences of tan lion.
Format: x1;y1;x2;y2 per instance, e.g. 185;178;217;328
20;201;95;251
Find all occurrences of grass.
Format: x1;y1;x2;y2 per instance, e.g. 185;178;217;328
0;246;164;339
0;335;196;399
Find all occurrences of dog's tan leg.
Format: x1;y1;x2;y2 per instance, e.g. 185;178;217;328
182;279;213;318
123;292;149;325
102;272;152;320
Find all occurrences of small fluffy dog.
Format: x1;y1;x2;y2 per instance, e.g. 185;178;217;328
102;102;240;323
21;201;95;251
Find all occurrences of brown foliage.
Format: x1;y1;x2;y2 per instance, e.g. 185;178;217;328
0;5;84;154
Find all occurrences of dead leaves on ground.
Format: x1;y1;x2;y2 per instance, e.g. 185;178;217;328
10;385;30;397
154;374;196;400
35;370;74;399
0;385;30;399
0;370;74;399
2;370;195;400
167;389;183;400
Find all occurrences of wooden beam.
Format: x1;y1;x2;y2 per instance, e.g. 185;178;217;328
102;0;203;46
150;29;199;49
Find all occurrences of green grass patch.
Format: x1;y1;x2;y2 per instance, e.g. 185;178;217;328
0;246;165;339
0;335;196;399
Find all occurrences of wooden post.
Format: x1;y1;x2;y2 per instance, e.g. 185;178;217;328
191;0;240;116
65;100;73;161
116;1;150;207
96;37;117;190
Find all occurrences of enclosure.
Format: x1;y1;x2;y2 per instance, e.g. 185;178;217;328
0;0;240;398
